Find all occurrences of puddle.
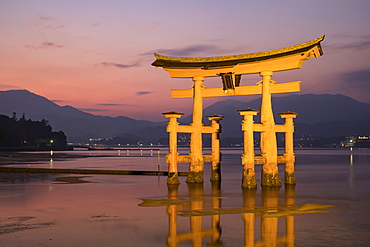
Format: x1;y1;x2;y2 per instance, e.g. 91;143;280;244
53;176;95;184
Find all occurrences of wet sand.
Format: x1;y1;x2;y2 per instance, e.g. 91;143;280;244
1;149;370;246
0;151;87;165
0;152;84;182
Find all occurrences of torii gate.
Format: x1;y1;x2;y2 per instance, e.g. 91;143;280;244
153;36;324;187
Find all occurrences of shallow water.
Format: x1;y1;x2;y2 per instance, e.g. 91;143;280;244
1;148;370;246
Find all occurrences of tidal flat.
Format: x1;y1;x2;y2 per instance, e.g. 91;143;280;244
1;148;370;246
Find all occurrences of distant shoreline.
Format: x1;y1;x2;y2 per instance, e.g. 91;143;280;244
0;146;73;152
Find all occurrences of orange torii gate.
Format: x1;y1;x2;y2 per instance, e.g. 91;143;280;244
152;36;324;187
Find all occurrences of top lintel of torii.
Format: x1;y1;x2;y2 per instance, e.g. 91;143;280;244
152;35;324;78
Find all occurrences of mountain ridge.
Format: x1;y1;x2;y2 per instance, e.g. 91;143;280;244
1;89;370;142
0;90;158;141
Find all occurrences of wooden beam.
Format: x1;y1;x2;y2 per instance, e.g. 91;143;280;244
254;155;287;164
171;81;301;99
167;154;214;163
177;125;193;133
274;124;287;133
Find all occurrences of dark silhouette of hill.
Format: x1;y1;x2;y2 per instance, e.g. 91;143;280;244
1;90;370;143
0;90;158;142
0;113;67;150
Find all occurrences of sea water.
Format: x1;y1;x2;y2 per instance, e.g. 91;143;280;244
0;148;370;246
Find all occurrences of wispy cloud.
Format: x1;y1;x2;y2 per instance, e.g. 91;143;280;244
24;42;65;49
78;108;106;112
326;34;370;52
335;39;370;51
101;62;140;69
139;21;161;33
51;100;66;103
99;103;121;106
136;91;152;96
332;0;365;2
29;14;65;31
42;25;65;31
142;44;219;57
36;14;55;21
298;0;365;2
338;69;370;91
91;22;102;27
0;84;22;90
98;103;136;107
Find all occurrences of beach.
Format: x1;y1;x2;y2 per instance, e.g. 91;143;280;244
1;148;370;246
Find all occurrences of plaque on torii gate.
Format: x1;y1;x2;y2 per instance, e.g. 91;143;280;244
153;36;324;186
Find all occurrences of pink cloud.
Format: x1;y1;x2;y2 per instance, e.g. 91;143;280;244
35;14;55;21
24;42;65;50
91;23;102;27
101;62;139;69
29;14;65;31
136;91;153;96
42;25;65;30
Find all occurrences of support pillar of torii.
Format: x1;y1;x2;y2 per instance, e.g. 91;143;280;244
153;36;324;186
238;108;299;188
163;111;224;184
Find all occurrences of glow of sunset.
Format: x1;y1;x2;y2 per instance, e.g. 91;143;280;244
1;0;370;121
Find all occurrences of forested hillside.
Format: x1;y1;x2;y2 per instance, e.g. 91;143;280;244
0;113;68;150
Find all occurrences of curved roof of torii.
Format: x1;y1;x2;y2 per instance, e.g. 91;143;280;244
152;35;324;70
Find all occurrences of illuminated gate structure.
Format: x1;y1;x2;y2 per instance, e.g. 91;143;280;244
152;36;324;187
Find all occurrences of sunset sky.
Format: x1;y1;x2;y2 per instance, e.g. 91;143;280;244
1;0;370;121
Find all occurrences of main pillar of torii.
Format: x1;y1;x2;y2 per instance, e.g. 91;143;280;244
152;36;324;185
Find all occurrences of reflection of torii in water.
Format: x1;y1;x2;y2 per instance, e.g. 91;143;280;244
152;36;324;187
138;183;334;247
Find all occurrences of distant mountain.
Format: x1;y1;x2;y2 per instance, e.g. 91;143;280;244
194;94;370;124
1;90;369;143
0;90;159;142
180;93;370;138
